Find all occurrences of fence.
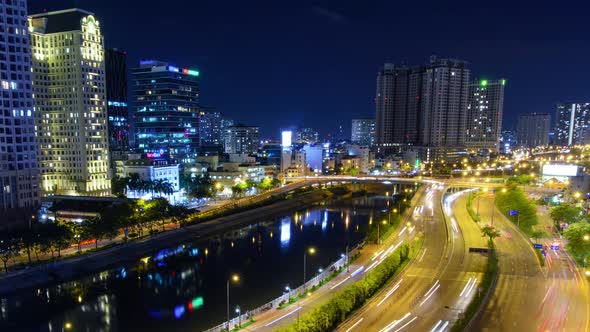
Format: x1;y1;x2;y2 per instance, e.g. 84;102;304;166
202;241;364;332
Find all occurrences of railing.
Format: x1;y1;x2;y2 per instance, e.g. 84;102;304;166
202;241;365;332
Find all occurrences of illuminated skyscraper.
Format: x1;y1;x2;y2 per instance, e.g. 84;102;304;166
105;48;129;156
131;60;200;160
29;9;111;196
465;79;506;152
517;113;550;147
0;0;40;220
555;103;590;146
351;118;375;146
375;57;470;155
199;110;222;146
224;125;259;154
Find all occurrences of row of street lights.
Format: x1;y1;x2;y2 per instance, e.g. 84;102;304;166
225;246;330;331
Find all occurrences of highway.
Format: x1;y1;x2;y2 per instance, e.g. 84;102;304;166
335;187;488;332
473;194;590;331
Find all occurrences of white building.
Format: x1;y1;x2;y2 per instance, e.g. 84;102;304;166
123;159;180;203
29;9;111;196
303;144;324;173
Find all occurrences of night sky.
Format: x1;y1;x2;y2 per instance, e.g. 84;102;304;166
28;1;590;138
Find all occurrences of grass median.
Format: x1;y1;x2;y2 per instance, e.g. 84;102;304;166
451;240;499;332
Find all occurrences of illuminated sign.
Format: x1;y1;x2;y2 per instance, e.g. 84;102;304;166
182;68;200;76
167;65;180;73
542;164;579;177
281;131;292;148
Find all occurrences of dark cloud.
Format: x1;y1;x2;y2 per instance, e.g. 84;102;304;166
312;6;347;23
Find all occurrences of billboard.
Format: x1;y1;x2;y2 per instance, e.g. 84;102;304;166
281;131;292;149
542;164;579;177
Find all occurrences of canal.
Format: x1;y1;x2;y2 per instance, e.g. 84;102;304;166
0;194;392;332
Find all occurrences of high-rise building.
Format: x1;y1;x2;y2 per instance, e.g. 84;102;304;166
30;9;111;196
375;57;470;153
105;48;129;155
199;110;222;145
375;64;422;149
420;57;470;148
351;118;375;146
465;79;506;152
296;127;319;143
131;60;200;160
517;113;550;147
224;125;259;154
555;103;590;146
0;0;40;219
500;130;517;154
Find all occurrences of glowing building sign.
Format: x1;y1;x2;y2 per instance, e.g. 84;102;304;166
542;164;579;177
281;131;292;149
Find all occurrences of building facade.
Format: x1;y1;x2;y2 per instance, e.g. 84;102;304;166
199;110;222;146
131;60;200;160
105;48;129;156
351;118;375;146
420;57;470;148
123;159;180;203
465;79;506;152
30;9;111;196
375;64;422;150
517;113;550;147
0;0;40;219
296;127;319;143
375;57;470;154
223;125;259;155
555;103;590;146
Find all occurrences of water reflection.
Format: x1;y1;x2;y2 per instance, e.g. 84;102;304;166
1;196;389;332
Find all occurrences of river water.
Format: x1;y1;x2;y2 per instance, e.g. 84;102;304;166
0;195;391;332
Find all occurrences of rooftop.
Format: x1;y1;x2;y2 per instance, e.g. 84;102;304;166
29;8;94;34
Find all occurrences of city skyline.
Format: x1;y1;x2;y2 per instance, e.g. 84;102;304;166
27;0;590;137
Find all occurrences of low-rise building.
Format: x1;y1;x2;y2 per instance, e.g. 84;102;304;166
123;159;180;203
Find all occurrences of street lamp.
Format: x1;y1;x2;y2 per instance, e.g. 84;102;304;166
227;274;240;331
303;247;316;293
235;305;241;328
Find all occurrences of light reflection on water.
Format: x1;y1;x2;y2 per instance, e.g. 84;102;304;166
1;196;392;332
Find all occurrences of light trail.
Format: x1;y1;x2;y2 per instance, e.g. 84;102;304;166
379;312;410;332
398;227;407;237
377;279;403;306
420;281;440;307
418;248;427;262
344;317;364;332
459;278;473;297
263;306;302;327
465;278;478;297
391;316;417;332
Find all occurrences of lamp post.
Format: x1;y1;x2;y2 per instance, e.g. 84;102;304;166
227;274;239;331
235;306;241;329
303;247;316;293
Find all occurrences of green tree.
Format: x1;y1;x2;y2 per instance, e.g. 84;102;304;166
481;225;501;243
0;237;20;273
550;204;582;227
48;223;73;257
257;177;274;191
82;216;118;249
111;176;128;198
563;222;590;262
